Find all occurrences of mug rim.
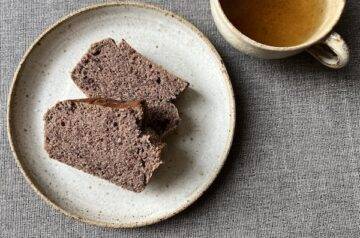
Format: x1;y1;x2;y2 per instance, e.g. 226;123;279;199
213;0;346;51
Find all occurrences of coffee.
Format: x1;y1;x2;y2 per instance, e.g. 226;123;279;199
220;0;327;47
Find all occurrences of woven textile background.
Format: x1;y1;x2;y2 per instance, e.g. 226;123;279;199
1;0;360;237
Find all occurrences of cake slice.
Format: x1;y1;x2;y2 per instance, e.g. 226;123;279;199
44;99;165;192
71;38;188;136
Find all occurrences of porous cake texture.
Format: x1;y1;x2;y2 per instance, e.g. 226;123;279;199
72;38;188;136
44;99;165;192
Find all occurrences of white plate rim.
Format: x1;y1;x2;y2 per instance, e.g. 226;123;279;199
7;1;236;228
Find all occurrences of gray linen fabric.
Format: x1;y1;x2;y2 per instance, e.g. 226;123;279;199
1;0;360;237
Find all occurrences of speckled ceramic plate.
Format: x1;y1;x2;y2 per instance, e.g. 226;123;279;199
7;2;235;228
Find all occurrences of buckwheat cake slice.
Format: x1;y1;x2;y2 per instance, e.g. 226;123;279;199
71;38;189;136
44;99;165;193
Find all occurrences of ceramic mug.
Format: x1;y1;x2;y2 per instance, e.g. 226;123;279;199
210;0;349;69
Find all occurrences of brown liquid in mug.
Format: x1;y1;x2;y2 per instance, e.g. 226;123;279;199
220;0;327;47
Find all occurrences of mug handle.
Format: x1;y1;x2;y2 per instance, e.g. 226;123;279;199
306;32;349;69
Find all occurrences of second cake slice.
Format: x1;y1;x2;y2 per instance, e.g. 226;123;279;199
71;38;189;137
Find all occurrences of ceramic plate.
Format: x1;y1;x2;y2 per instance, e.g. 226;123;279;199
7;2;235;228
